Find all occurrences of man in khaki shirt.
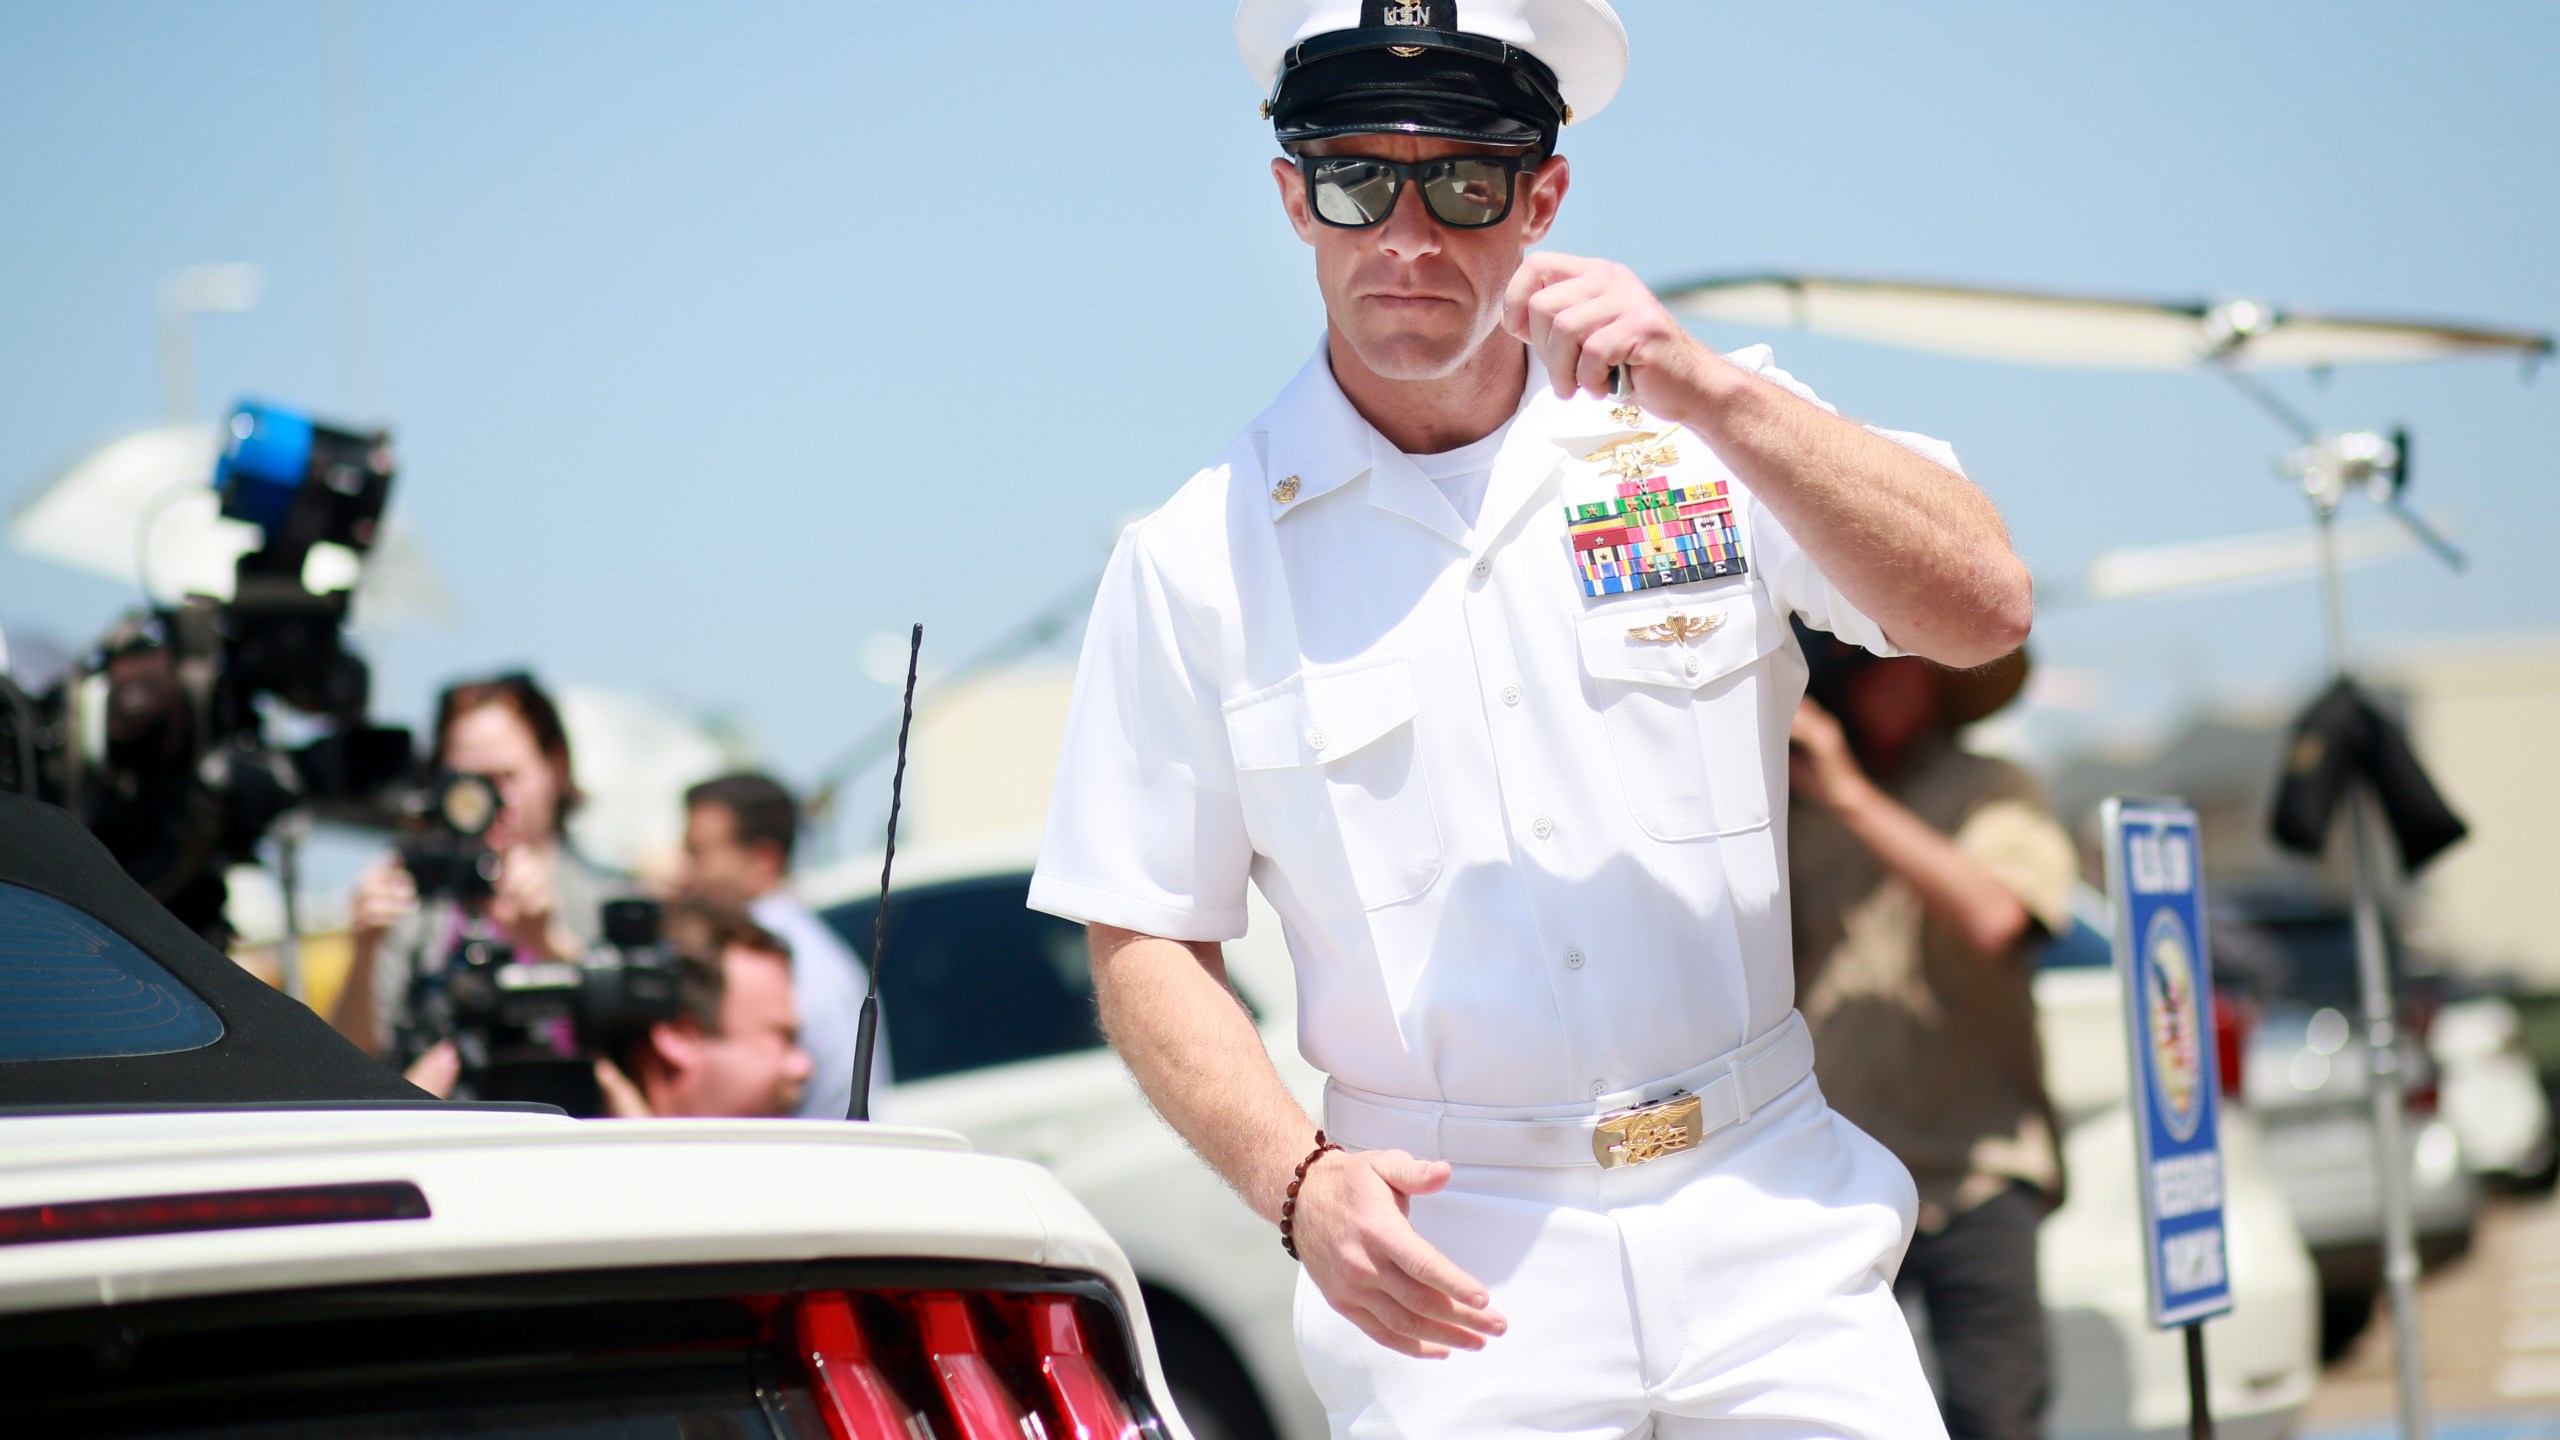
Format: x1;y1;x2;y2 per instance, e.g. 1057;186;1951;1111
1787;626;2077;1440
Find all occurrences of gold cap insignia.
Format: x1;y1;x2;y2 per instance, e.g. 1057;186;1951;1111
1272;474;1302;503
1626;612;1722;646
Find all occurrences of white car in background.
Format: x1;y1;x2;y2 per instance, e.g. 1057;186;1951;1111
2433;994;2557;1187
805;844;2322;1440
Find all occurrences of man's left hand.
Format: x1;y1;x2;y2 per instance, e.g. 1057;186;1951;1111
1789;699;1875;816
1501;252;1722;415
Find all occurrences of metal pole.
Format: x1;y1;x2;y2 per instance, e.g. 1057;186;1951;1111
2348;779;2430;1437
2184;1323;2215;1440
157;294;194;422
274;812;308;1006
2312;482;2432;1440
323;0;381;421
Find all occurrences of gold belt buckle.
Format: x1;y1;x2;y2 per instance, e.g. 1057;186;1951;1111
1591;1090;1704;1168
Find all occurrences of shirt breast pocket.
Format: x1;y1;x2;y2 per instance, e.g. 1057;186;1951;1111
1575;585;1787;841
1223;660;1441;911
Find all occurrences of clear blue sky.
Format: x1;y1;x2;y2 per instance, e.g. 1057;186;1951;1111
5;1;2555;795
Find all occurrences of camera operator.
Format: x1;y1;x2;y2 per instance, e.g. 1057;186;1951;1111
676;772;881;1119
333;671;632;1080
591;901;812;1119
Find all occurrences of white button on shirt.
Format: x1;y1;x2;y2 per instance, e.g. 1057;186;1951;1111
1029;341;1960;1110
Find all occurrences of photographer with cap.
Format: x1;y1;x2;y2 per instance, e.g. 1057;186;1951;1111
334;672;632;1092
1028;2;2033;1434
1789;630;2074;1440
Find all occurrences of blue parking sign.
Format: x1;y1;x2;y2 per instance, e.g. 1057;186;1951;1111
2102;797;2234;1328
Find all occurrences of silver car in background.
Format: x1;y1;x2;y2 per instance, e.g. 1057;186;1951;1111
2214;890;2483;1359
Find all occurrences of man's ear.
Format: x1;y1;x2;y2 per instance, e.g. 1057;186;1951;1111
1518;153;1570;245
1271;156;1320;244
651;1019;704;1076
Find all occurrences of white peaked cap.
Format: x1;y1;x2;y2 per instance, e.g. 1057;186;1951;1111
1235;0;1630;130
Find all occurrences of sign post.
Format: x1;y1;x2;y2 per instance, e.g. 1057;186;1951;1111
2102;797;2232;1440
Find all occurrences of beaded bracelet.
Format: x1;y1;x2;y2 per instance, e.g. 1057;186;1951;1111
1278;1131;1343;1261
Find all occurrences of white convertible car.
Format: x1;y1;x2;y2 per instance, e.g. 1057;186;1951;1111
808;840;2322;1440
0;790;1184;1439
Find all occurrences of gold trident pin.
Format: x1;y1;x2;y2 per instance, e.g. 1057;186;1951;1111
1626;612;1722;646
1585;430;1682;484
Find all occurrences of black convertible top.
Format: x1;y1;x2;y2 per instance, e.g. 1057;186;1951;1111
0;789;425;1107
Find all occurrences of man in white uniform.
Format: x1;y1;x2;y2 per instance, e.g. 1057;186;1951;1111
1029;2;2036;1434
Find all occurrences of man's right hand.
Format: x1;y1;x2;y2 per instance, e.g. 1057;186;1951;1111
1291;1147;1507;1358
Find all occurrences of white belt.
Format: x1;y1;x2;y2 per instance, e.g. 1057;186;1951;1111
1322;1010;1817;1170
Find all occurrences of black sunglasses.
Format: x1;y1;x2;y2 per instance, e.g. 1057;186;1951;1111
1298;153;1535;230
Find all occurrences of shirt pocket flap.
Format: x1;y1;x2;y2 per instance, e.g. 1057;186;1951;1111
1576;588;1782;692
1224;661;1421;771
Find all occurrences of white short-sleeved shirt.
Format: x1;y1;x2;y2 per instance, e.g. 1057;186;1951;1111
1029;341;1961;1110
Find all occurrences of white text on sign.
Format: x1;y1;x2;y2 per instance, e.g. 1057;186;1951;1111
2152;1154;2222;1219
2163;1227;2227;1294
2128;828;2195;895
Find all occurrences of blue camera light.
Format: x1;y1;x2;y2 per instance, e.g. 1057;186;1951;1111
215;401;316;534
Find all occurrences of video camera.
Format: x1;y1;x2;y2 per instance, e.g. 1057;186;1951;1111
0;401;415;941
402;896;684;1116
398;769;505;906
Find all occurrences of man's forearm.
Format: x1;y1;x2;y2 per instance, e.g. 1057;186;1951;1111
1831;780;2034;958
1671;358;2032;669
1088;924;1318;1224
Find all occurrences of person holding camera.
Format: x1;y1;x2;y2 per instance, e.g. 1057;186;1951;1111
590;901;814;1119
334;671;631;1089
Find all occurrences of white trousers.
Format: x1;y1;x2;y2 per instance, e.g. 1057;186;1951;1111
1292;1074;1947;1439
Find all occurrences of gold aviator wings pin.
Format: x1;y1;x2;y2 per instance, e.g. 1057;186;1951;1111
1626;612;1722;646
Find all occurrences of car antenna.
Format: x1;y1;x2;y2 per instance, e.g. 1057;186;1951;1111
846;622;921;1122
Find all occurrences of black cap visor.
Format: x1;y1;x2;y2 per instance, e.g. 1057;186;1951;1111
1274;46;1560;150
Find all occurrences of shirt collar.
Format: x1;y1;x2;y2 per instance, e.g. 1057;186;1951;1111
1256;340;1375;518
1257;338;1653;541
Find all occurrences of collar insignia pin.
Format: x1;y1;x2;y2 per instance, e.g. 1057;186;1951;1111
1626;612;1721;646
1272;474;1301;503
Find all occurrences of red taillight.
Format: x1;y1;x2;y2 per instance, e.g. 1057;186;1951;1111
1005;1293;1142;1440
791;1289;1145;1440
915;1292;1038;1440
2212;988;2254;1104
2406;1074;2440;1115
796;1294;925;1440
0;1181;429;1247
